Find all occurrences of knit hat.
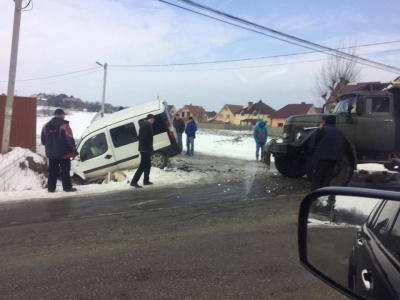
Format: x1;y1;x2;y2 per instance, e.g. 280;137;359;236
54;108;67;115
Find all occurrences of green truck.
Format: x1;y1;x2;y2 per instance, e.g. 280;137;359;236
269;84;400;186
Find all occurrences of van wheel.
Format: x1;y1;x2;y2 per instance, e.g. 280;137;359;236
72;174;86;185
151;152;168;169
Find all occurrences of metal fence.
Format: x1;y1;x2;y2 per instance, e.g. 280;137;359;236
197;122;283;137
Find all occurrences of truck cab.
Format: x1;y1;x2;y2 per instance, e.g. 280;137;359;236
270;88;400;186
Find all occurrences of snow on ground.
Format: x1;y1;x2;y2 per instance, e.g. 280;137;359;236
308;218;360;228
0;108;391;202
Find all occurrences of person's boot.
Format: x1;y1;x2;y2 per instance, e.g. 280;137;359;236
256;157;259;163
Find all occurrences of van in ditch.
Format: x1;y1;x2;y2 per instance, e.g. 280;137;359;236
71;99;179;182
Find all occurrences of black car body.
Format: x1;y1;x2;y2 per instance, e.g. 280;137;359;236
348;199;400;299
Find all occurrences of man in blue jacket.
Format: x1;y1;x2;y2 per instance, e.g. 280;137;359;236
253;119;268;162
185;117;197;156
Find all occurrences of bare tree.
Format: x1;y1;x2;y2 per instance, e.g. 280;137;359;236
315;41;362;112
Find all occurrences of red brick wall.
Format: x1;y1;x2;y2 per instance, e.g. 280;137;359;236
0;95;37;152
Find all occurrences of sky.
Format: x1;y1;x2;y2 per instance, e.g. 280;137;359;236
1;0;400;112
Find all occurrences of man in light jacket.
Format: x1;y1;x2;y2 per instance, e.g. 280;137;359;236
253;119;268;162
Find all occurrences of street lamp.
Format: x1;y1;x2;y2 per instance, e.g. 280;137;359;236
96;61;107;114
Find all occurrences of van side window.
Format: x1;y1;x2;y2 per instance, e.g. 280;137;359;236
139;115;167;136
110;123;138;148
80;133;108;161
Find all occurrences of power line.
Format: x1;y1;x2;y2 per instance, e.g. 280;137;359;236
158;0;400;74
0;67;101;82
110;42;400;68
109;48;400;72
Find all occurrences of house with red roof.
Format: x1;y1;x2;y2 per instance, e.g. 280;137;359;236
176;104;208;123
211;104;243;124
270;102;316;127
234;100;276;126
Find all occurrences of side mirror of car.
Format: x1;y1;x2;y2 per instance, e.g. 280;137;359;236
298;187;400;300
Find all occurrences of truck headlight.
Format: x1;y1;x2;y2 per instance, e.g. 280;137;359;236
282;133;288;139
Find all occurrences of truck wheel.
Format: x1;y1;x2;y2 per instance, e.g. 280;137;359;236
331;152;354;186
151;152;168;169
274;157;306;178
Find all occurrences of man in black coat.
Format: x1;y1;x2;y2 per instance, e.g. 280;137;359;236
173;113;185;153
310;115;345;191
41;108;77;193
130;114;155;188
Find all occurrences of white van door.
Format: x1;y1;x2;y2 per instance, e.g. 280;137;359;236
74;130;119;180
109;121;141;171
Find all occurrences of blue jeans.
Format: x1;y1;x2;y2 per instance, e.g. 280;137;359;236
186;136;194;156
256;141;266;158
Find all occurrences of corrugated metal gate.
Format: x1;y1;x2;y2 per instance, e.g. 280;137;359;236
0;95;37;152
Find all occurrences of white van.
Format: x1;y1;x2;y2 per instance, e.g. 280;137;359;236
71;99;179;182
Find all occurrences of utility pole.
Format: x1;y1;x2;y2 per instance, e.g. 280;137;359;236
2;0;23;154
96;62;107;114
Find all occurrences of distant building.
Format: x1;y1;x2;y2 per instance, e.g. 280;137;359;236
168;105;177;117
211;104;243;124
270;102;315;127
176;104;208;123
234;100;275;126
206;111;217;120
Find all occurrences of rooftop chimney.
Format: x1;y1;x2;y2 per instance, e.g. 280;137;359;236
301;102;305;105
248;102;253;109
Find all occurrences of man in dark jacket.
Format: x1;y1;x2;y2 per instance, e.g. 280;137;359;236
41;108;77;193
310;115;345;191
130;114;155;188
173;114;185;153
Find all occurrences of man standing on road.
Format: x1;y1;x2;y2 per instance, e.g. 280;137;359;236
41;108;77;193
253;119;268;162
173;113;185;154
310;115;345;191
130;114;155;188
185;117;197;156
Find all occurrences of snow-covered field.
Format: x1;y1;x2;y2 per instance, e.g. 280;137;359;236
0;108;388;202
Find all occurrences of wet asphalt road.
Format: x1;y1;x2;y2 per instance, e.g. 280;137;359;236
1;153;389;299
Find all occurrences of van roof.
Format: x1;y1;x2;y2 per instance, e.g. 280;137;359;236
80;98;165;139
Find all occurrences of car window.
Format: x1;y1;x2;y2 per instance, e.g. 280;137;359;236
80;133;108;161
371;201;400;243
386;211;400;261
110;122;138;148
366;199;385;227
366;97;390;114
